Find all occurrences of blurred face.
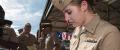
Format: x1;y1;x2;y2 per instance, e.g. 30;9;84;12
63;1;88;27
24;26;31;33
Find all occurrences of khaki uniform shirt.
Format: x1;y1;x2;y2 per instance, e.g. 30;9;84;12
3;26;17;43
18;33;37;50
38;37;45;50
45;33;61;50
0;26;18;50
70;14;120;50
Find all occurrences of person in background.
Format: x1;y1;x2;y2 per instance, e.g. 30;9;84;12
52;0;120;50
3;21;18;43
0;5;18;50
38;28;46;50
43;25;61;50
18;23;37;50
18;28;23;35
3;21;18;50
39;20;61;50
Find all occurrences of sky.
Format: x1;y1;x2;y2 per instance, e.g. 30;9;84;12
0;0;47;36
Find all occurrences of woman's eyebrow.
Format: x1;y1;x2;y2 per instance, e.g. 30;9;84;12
64;9;70;13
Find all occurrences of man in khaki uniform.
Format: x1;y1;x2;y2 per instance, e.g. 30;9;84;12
52;0;120;50
38;20;61;50
18;23;37;50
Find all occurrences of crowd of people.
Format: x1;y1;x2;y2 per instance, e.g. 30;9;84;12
0;5;37;50
0;5;70;50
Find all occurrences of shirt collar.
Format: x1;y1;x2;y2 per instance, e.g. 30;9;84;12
84;14;101;34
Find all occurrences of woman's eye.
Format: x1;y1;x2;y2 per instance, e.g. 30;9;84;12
64;9;72;15
67;11;71;15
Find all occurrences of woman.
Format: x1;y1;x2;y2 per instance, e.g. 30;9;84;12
52;0;120;50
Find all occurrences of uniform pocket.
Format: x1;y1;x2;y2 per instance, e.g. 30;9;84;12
78;42;98;50
70;37;78;45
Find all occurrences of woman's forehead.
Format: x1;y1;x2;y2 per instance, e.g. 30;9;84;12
64;4;80;11
64;4;73;11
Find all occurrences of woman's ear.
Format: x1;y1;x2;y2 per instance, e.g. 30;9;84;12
80;0;88;12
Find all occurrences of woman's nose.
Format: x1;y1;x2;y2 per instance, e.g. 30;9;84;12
64;14;70;22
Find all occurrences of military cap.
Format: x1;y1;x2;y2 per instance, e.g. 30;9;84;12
52;0;72;11
0;5;13;25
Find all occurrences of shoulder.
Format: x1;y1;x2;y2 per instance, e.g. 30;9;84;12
96;20;120;50
95;20;119;37
29;34;36;38
99;20;119;33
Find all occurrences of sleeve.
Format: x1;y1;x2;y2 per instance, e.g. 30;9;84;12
31;34;38;44
99;31;120;50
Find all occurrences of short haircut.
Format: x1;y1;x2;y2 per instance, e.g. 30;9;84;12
25;23;31;28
